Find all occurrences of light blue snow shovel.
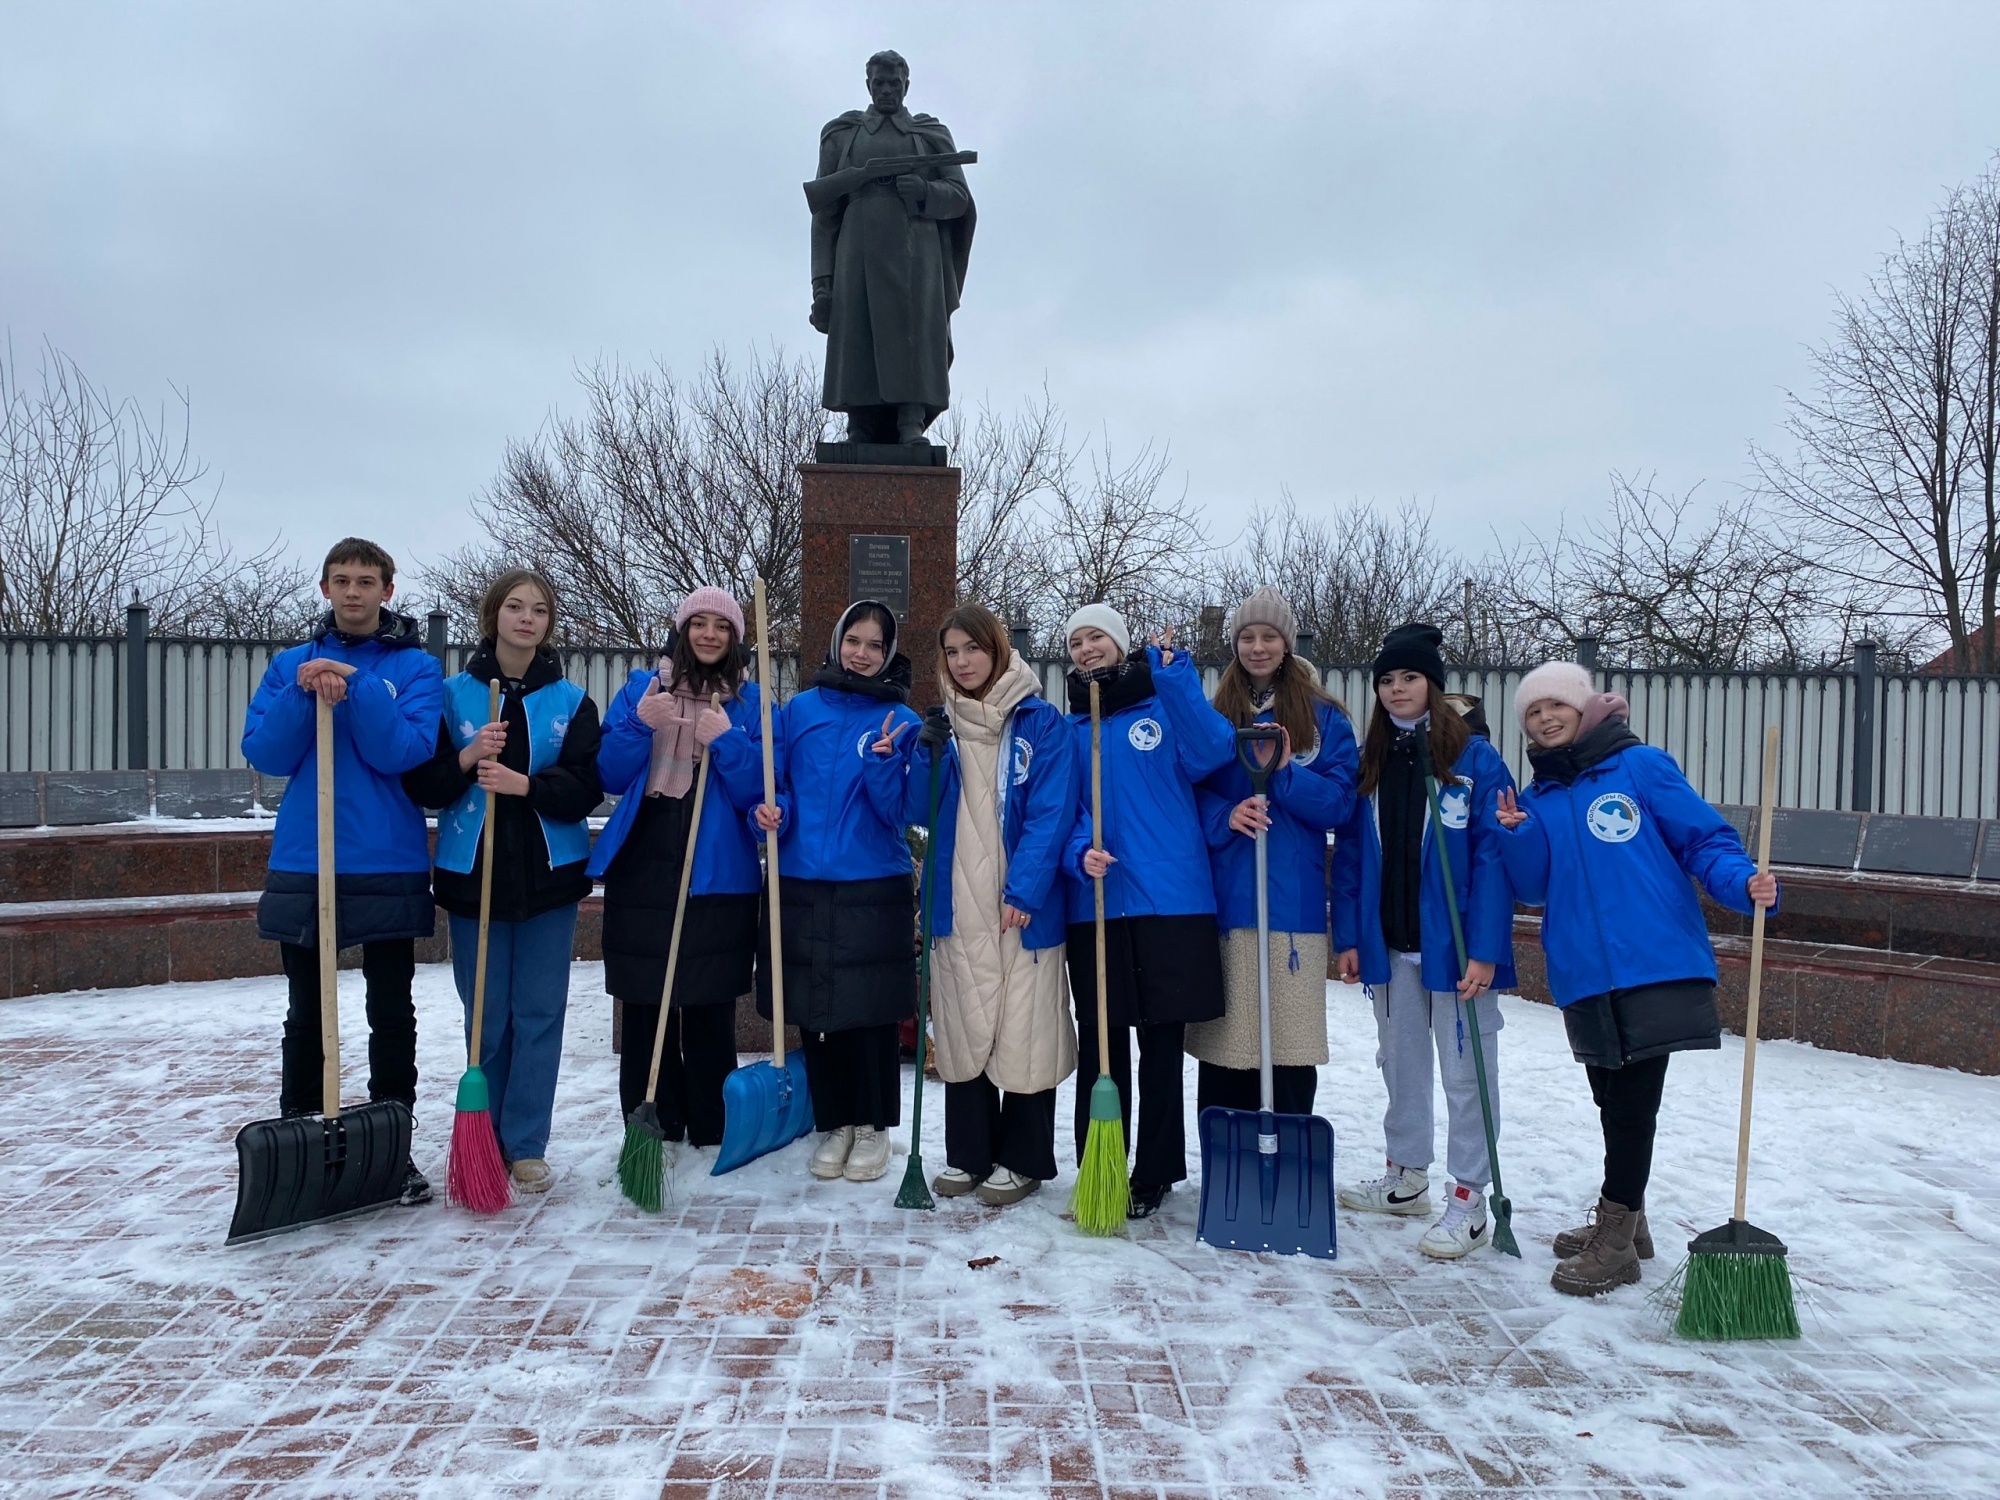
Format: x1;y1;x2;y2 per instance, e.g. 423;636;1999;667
713;578;814;1175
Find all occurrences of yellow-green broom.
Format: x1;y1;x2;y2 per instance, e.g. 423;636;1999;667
1664;723;1799;1339
1070;677;1129;1234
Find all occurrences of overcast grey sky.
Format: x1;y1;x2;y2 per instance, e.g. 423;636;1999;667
5;2;1999;575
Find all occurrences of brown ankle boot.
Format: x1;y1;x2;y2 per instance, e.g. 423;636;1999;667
1553;1202;1653;1260
1551;1195;1643;1297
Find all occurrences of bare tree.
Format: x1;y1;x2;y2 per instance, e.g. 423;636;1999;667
1757;158;2000;669
0;339;311;637
936;389;1071;632
1213;494;1468;662
426;347;832;646
1036;438;1212;649
1483;477;1865;668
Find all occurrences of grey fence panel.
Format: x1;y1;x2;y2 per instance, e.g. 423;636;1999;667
8;630;2000;818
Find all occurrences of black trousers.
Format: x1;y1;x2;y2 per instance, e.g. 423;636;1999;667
1586;1054;1672;1209
1195;1061;1319;1118
799;1022;902;1131
279;939;417;1115
1073;1006;1189;1189
944;1075;1059;1181
618;1001;739;1146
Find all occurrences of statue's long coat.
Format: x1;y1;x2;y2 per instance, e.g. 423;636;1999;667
811;107;975;423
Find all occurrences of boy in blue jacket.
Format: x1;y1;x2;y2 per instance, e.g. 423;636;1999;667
1495;662;1777;1297
241;539;443;1206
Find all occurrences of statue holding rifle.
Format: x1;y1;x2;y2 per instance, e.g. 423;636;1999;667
807;49;976;446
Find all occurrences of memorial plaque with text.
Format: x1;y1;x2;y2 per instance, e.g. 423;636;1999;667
848;534;911;621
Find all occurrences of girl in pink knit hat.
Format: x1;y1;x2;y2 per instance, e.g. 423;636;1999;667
589;586;765;1154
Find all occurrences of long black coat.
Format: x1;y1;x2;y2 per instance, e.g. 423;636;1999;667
755;873;915;1035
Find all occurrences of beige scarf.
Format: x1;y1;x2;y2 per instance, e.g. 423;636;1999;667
645;658;730;799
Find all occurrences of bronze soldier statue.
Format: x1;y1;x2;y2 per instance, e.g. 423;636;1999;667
807;50;975;446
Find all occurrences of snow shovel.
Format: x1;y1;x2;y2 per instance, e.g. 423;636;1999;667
619;692;721;1210
1196;723;1338;1259
894;726;947;1210
229;693;411;1244
713;577;813;1174
1419;737;1521;1259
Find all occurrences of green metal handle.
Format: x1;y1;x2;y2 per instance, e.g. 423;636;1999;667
1423;770;1507;1206
909;746;946;1137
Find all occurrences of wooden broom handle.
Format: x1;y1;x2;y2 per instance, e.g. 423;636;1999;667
1090;678;1110;1078
754;578;787;1068
469;678;501;1066
643;692;720;1103
317;693;340;1120
1734;722;1779;1223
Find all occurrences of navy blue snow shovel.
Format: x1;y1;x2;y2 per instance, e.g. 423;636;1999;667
1196;723;1338;1259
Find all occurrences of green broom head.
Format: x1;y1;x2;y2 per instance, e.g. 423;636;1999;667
1070;1076;1130;1236
895;1147;935;1211
1672;1219;1800;1341
617;1102;667;1213
453;1065;490;1112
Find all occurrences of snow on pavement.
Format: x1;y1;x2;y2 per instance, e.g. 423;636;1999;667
3;965;1999;1498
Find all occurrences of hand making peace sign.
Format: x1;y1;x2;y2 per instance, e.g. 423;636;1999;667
871;709;911;756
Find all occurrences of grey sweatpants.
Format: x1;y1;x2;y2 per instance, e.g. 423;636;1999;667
1368;954;1502;1191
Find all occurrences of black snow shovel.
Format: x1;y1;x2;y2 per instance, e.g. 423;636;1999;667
1196;723;1338;1260
228;693;411;1244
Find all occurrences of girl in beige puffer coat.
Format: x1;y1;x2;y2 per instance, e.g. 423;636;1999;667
904;606;1081;1207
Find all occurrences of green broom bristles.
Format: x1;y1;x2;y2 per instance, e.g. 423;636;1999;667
617;1103;666;1213
1069;1076;1130;1235
1663;1219;1801;1341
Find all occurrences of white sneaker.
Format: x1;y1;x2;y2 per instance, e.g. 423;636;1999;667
973;1167;1040;1206
1338;1161;1431;1216
843;1126;891;1181
809;1127;855;1179
932;1166;982;1197
1419;1184;1492;1259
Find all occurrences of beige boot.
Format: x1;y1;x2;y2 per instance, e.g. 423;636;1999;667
1551;1195;1643;1297
1553;1202;1653;1260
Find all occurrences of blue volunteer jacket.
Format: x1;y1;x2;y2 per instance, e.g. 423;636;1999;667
435;671;591;875
1062;648;1239;925
241;614;444;875
1198;698;1360;935
907;692;1080;952
764;681;921;883
1330;733;1518;993
587;669;766;896
1499;742;1767;1006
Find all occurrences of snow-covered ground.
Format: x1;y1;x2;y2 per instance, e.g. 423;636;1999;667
3;966;1998;1498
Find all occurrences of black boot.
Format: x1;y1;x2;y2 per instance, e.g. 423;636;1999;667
1127;1182;1171;1219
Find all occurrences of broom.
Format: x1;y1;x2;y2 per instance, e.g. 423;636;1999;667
447;678;513;1214
894;729;947;1210
1668;722;1799;1340
618;692;721;1212
1070;677;1129;1234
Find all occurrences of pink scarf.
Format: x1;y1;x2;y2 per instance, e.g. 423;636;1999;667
645;659;730;799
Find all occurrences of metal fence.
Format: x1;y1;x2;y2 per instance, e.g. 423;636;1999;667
5;614;2000;818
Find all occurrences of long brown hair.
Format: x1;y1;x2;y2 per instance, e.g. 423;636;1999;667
478;568;559;652
1356;680;1470;797
1212;653;1335;754
936;604;1012;701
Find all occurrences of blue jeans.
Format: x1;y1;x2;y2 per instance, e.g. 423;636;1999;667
450;904;578;1161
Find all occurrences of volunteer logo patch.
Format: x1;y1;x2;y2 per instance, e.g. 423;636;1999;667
1128;718;1163;752
1012;735;1033;786
1436;783;1470;830
856;730;876;759
1587;792;1641;843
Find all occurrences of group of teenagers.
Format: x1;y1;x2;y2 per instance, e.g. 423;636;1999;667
244;537;1777;1299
